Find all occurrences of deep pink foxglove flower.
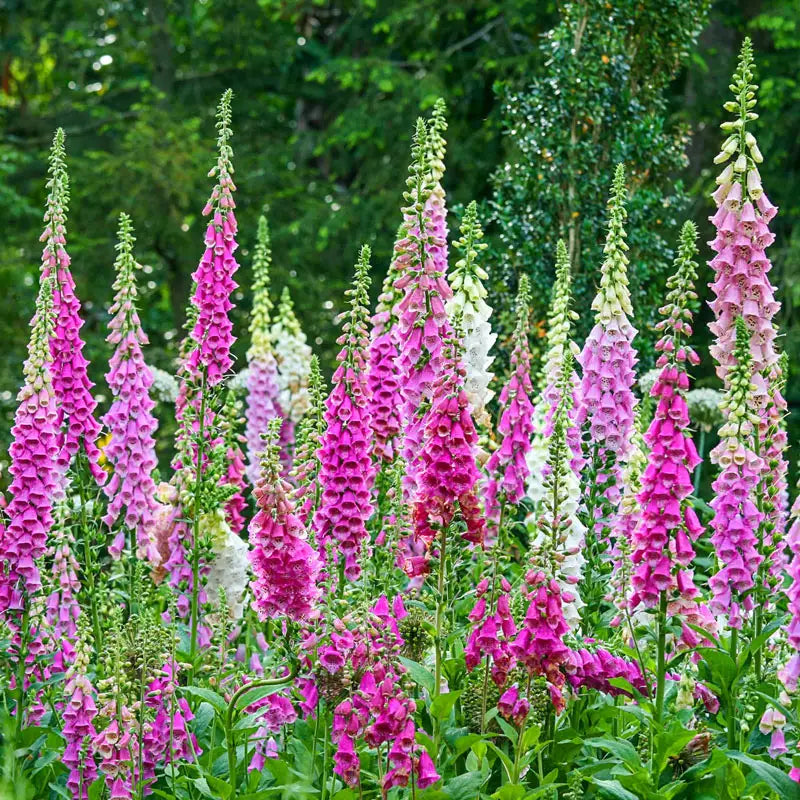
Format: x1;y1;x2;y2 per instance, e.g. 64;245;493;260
393;119;453;497
484;275;535;526
708;318;764;630
186;90;240;387
249;419;321;621
39;130;105;484
314;247;376;581
102;214;159;559
779;488;800;692
411;338;485;576
245;215;281;483
0;275;59;612
707;39;788;578
465;574;516;687
577;165;638;513
630;223;708;631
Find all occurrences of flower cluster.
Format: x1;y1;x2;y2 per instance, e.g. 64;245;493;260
484;275;534;527
314;247;376;581
446;201;495;426
102;214;159;559
249;418;321;621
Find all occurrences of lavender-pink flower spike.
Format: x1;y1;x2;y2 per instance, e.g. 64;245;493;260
40;129;104;483
484;275;535;529
367;237;404;464
630;222;707;625
393;118;453;497
0;274;59;611
102;213;159;560
187;88;240;388
446;201;496;427
314;246;376;582
578;164;638;516
245;215;281;484
708;317;764;630
250;418;321;621
707;38;788;577
779;471;800;692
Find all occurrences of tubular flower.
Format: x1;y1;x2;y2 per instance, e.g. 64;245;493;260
367;241;404;463
102;214;159;559
446;201;496;426
62;622;99;800
314;247;376;581
271;286;312;427
245;215;281;484
527;356;585;632
528;239;583;506
708;317;764;630
186;88;240;388
249;418;321;621
630;222;706;617
577;165;638;515
707;38;788;574
0;275;59;610
410;338;485;576
484;275;535;529
291;356;327;525
40;129;104;482
393;119;453;497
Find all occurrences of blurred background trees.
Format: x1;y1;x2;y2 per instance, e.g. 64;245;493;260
0;0;798;464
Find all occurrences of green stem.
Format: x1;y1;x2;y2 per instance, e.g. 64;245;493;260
728;628;739;750
320;715;330;800
433;522;448;750
189;369;208;663
225;668;297;795
693;429;706;495
654;590;668;730
77;465;103;649
14;605;30;735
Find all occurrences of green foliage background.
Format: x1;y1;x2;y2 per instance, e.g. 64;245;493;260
0;0;798;470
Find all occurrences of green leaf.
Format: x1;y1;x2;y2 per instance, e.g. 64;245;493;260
399;657;436;693
431;690;462;721
726;751;800;799
445;771;488;799
194;702;215;737
182;685;227;715
194;777;232;799
591;779;640;800
698;648;738;690
491;785;526;800
235;683;287;710
653;726;696;776
585;737;641;768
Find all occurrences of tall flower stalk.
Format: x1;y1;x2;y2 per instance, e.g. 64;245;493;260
245;215;281;484
314;246;375;584
446;201;495;427
40;129;105;484
630;222;706;726
102;214;159;562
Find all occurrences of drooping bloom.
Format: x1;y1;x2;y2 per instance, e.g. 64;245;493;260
0;274;59;611
708;317;764;630
39;129;104;483
630;222;706;616
484;275;535;528
220;389;248;536
62;622;99;799
445;201;496;426
245;215;281;484
367;240;405;464
291;356;327;525
249;418;321;621
779;475;800;692
411;338;485;576
186;89;240;388
577;165;638;519
393;118;453;496
707;38;788;577
314;246;376;581
102;214;159;560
